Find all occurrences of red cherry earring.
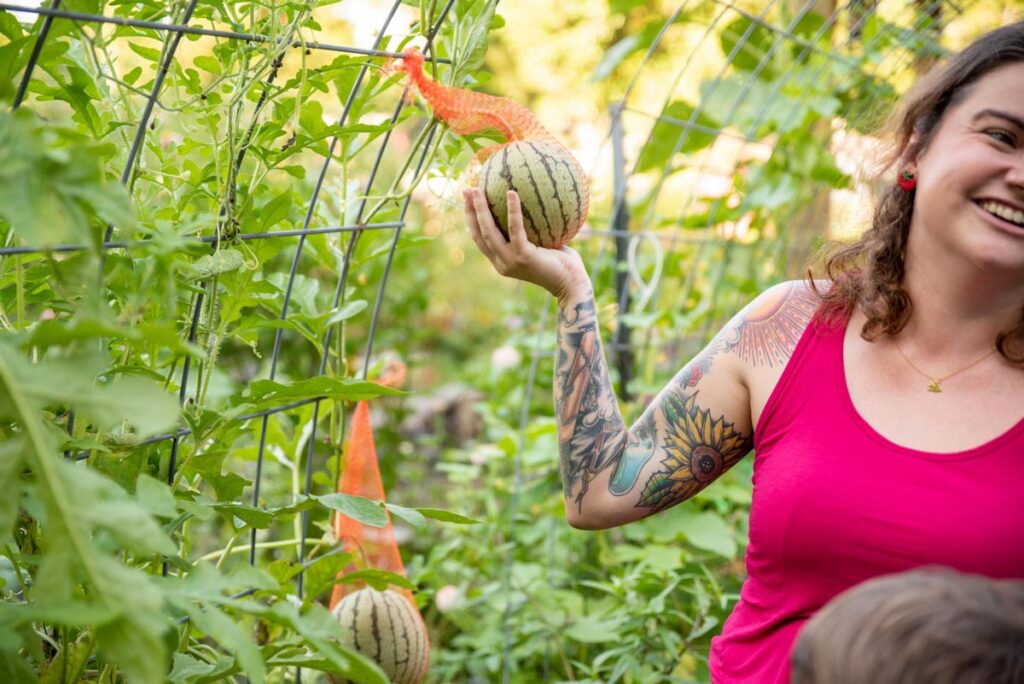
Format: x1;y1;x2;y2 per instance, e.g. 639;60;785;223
897;170;917;191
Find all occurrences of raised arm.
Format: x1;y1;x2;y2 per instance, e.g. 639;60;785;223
463;187;817;529
554;282;760;528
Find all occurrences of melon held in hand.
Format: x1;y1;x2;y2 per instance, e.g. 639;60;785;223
479;140;590;249
330;587;429;684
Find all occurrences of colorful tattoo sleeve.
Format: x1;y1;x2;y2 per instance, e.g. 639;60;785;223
554;282;817;517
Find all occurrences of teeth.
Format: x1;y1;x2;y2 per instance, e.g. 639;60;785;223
980;200;1024;227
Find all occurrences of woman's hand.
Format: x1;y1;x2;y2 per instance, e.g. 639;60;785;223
463;187;590;300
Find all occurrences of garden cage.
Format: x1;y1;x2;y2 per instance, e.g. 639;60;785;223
0;0;1015;681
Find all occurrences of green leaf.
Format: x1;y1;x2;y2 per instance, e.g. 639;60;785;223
192;55;222;74
0;439;23;545
0;635;38;683
135;474;178;519
636;101;719;172
210;502;274;529
239;377;402;410
591;34;639;82
184;249;246;281
334;568;414;591
255;189;292;233
315;493;388;528
223;563;280;593
680;511;737;558
187;449;249;501
413;507;479;525
326;300;368;325
127;41;162;62
72;464;177;556
383;503;427;529
302;551;354;600
95;612;169;684
452;0;497;83
39;632;93;684
0;110;136;247
564;614;626;643
167;652;230;683
719;16;777;75
187;605;266;684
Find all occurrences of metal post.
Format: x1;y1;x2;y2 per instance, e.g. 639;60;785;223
610;102;634;401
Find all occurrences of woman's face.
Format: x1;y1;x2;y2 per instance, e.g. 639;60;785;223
910;61;1024;275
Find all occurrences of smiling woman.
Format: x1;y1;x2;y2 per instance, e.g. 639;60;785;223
462;20;1024;684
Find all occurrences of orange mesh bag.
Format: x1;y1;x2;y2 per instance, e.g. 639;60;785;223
329;402;415;606
328;361;430;683
394;48;561;159
330;359;411;609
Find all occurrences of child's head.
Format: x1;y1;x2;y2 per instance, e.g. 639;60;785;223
791;567;1024;684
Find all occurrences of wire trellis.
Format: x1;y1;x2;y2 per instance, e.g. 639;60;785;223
1;0;460;672
571;0;982;392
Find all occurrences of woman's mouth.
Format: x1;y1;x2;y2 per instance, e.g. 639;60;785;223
976;200;1024;229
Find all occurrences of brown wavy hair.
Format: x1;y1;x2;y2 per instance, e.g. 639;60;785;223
810;22;1024;364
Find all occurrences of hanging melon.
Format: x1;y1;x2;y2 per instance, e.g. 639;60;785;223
330;587;430;684
479;140;589;248
393;48;590;248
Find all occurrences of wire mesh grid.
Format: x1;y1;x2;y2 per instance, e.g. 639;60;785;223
562;0;990;383
2;0;463;651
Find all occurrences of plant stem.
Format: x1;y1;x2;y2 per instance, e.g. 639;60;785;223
61;626;69;683
15;255;24;329
196;537;303;564
215;533;239;568
2;544;28;601
362;121;443;222
67;629;95;683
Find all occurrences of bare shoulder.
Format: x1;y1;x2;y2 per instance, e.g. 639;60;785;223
726;280;824;428
673;279;823;394
721;279;823;370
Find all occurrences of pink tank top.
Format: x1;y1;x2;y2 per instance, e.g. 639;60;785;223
708;312;1024;683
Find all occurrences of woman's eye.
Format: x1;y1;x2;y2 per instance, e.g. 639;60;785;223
985;129;1019;146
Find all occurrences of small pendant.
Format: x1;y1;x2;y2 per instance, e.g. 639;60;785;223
927;380;943;393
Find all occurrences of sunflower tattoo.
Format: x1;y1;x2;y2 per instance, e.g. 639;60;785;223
639;393;749;511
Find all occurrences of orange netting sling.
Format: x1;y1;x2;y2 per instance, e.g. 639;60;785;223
328;361;429;678
393;48;562;163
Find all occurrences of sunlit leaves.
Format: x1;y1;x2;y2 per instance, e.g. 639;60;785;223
720;16;778;75
636;101;719;173
0;0;498;680
238;376;403;410
0;110;135;248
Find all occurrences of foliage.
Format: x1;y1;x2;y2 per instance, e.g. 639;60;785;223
0;0;496;681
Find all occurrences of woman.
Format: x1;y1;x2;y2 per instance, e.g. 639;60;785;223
463;22;1024;683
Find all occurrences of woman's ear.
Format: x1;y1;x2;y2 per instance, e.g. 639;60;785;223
897;131;923;173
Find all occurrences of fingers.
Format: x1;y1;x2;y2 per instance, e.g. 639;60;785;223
463;189;491;259
463;188;538;279
506;190;531;251
468;188;508;259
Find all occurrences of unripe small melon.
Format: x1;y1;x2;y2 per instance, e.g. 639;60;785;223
480;140;590;249
330;587;429;684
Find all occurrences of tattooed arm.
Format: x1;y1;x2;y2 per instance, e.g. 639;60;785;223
555;281;819;529
461;187;818;529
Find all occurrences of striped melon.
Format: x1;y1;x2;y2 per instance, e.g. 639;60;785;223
480;140;590;249
330;588;429;684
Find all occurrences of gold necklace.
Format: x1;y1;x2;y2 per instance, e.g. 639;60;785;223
893;338;998;393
